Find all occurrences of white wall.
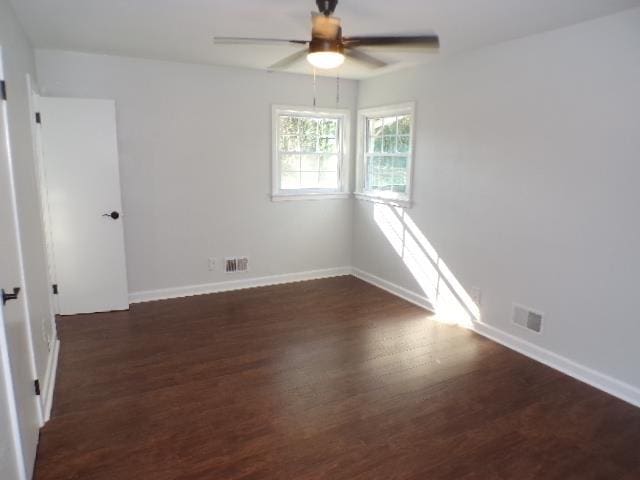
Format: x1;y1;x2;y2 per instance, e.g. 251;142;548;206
353;9;640;392
34;51;357;296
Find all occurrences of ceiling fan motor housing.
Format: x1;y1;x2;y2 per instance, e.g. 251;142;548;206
309;36;344;55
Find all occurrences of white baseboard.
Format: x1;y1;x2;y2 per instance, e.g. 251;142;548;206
351;267;436;313
472;322;640;408
129;267;352;304
352;267;640;409
42;337;60;423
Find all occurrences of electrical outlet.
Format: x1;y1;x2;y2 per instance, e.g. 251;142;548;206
208;258;216;271
470;286;482;306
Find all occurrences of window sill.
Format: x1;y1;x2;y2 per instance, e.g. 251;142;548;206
271;192;351;202
354;192;412;208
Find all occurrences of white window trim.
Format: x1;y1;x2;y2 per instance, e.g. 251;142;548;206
355;102;416;208
271;104;351;201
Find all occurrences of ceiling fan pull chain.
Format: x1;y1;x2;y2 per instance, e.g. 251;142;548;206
336;72;340;105
313;67;317;108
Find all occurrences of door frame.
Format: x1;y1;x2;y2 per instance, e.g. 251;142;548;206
0;46;34;480
26;75;60;317
26;75;60;420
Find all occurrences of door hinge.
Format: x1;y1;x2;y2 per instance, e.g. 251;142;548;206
34;379;40;396
52;284;58;295
0;80;6;101
35;112;41;124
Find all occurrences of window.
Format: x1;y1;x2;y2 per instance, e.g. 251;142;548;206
356;103;415;206
272;105;350;201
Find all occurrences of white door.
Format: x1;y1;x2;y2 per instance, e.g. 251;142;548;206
0;64;40;480
39;97;129;315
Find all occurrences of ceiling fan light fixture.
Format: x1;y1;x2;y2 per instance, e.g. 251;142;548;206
307;51;345;69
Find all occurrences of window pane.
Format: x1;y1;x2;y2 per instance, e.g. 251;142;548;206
393;156;407;170
397;135;410;153
392;156;408;191
301;154;320;171
280;116;300;135
281;154;300;171
368;118;383;137
319;154;338;171
301;117;317;131
383;136;396;153
383;116;397;135
301;134;317;152
379;173;393;190
320;119;337;137
397;115;411;135
392;168;407;188
281;171;300;190
365;156;375;189
281;135;299;152
318;171;338;188
368;136;383;153
319;137;337;153
300;118;318;152
301;171;320;188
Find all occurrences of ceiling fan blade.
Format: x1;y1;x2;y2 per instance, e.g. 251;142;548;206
213;37;308;46
268;49;309;70
344;48;387;68
343;35;440;49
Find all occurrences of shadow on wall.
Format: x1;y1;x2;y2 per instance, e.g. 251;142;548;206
373;203;480;328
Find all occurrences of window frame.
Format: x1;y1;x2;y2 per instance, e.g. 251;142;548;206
355;102;416;207
271;105;351;201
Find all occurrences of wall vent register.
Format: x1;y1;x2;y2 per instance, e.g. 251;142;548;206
225;257;249;273
512;304;543;333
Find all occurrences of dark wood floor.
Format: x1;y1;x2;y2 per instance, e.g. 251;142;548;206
35;276;640;479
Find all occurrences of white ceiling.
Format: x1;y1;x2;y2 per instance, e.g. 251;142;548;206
12;0;640;79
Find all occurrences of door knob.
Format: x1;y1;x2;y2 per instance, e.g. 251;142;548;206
102;211;120;220
2;287;20;306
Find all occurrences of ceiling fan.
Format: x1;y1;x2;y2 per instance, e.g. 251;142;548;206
213;0;439;71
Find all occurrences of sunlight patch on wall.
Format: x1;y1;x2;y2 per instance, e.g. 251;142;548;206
373;203;479;328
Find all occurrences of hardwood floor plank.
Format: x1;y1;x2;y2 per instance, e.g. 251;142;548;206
34;276;640;479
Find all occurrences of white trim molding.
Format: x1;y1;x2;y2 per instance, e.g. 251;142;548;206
350;267;640;409
351;267;435;313
129;267;352;304
472;322;640;408
41;338;60;423
271;192;351;202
